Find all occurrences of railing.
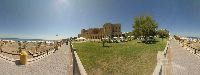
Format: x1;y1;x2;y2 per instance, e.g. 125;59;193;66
152;41;170;75
0;46;61;64
70;41;87;75
184;43;200;56
28;49;56;63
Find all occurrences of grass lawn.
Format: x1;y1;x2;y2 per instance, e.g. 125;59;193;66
73;38;167;75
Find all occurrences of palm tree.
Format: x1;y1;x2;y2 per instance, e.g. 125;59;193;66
23;43;27;50
35;42;41;52
0;44;3;53
54;42;59;50
37;42;42;48
18;47;22;53
35;46;38;53
44;41;47;47
18;42;22;53
18;42;21;47
58;42;61;47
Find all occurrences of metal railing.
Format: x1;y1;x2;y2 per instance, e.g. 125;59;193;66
184;43;200;56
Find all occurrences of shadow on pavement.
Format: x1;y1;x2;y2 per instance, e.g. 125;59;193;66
15;60;22;65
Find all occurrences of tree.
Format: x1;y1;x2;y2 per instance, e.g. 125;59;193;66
54;44;59;52
157;29;169;40
22;43;27;50
37;42;42;48
34;42;42;53
44;41;47;47
35;46;39;53
133;16;158;41
102;40;106;47
18;42;22;53
101;39;107;47
54;41;59;50
18;42;21;46
0;43;3;53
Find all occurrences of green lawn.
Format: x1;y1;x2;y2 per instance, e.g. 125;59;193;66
73;38;167;75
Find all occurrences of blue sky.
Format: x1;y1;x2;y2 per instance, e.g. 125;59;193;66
0;0;199;39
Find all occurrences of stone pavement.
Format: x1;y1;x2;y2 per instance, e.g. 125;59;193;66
168;39;200;75
0;44;72;75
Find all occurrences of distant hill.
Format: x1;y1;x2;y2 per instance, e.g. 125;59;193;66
0;38;20;40
187;37;200;39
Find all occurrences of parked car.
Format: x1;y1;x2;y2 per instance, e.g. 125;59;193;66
113;37;120;43
119;37;125;42
145;36;155;43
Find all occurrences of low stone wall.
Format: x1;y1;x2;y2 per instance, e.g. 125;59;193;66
70;42;87;75
152;41;170;75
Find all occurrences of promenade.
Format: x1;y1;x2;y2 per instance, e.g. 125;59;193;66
0;44;72;75
168;39;200;75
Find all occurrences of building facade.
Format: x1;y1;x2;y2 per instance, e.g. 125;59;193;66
78;23;122;39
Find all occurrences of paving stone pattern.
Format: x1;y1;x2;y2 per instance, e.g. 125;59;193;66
169;40;200;75
0;44;70;75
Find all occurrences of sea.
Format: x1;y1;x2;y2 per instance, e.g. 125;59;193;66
187;37;200;40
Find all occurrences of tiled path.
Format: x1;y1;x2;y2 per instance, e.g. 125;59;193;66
168;39;200;75
0;44;72;75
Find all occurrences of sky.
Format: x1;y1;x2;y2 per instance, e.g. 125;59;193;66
0;0;200;39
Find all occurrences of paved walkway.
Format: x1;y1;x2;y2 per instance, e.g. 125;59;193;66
168;39;200;75
0;44;72;75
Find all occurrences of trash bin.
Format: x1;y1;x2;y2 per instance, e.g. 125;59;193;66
20;51;28;65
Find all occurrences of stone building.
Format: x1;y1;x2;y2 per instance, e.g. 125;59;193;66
78;23;122;39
